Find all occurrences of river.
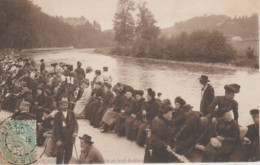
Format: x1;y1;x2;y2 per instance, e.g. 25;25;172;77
28;48;259;126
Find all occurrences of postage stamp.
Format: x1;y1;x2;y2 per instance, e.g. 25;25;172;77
0;120;37;164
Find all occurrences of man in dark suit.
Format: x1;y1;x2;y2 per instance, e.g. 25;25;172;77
199;75;215;116
54;97;79;164
244;109;259;161
40;59;45;74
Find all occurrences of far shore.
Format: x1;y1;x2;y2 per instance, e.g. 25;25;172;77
93;47;259;70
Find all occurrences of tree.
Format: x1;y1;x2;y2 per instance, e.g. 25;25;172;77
113;0;135;49
133;1;160;58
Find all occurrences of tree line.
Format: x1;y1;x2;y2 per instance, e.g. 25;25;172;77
112;0;236;63
0;0;114;51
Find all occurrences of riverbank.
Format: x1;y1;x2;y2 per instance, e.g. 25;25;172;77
93;47;259;70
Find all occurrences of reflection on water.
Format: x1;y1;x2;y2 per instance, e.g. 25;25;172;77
30;49;259;126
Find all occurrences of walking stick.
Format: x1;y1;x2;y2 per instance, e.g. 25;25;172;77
168;148;190;163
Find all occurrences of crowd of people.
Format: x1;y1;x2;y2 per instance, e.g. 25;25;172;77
0;54;259;164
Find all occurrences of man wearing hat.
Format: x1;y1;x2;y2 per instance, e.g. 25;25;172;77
54;97;78;164
209;84;240;121
75;134;104;164
144;101;174;163
40;59;45;74
243;109;259;161
173;104;202;155
199;75;215;116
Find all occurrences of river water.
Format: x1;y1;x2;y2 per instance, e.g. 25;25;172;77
29;49;259;126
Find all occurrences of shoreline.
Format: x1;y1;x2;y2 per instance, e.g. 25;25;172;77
16;47;259;71
92;48;259;71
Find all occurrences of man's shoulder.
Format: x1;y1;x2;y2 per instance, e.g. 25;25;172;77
207;84;214;90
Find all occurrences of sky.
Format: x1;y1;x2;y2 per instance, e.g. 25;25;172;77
33;0;258;30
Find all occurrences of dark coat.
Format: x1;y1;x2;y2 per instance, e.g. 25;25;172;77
174;110;201;155
133;98;145;118
200;84;215;116
122;97;136;115
145;116;172;163
40;63;45;73
245;124;259;161
54;110;78;144
102;91;114;107
202;118;240;162
74;67;85;81
142;99;160;122
112;93;125;113
11;111;36;120
209;96;239;121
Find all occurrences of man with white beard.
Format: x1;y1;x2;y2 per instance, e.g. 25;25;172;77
73;79;92;118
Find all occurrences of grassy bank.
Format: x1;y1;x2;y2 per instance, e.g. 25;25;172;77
94;47;259;69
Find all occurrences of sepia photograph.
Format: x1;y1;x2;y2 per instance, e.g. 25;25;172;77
0;0;259;164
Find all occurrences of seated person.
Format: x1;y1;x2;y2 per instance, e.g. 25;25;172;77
73;134;104;164
11;100;36;120
173;104;201;155
125;90;145;140
38;108;53;146
136;88;159;146
144;100;175;163
243;109;259;161
114;88;135;136
43;117;57;157
202;108;240;162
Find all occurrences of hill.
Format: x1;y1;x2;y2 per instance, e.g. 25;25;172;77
161;14;258;40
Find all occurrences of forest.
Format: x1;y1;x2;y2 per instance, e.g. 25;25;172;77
0;0;114;51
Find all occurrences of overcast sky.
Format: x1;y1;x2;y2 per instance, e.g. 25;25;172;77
33;0;258;30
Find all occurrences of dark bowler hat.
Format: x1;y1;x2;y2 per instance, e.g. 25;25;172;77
250;109;259;115
79;134;94;144
147;88;155;98
175;96;186;106
104;82;112;89
40;59;44;62
95;81;102;86
182;104;193;112
224;84;240;93
199;75;210;82
95;70;101;75
135;90;144;96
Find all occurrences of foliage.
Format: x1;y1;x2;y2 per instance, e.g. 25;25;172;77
0;0;114;51
113;0;135;48
112;0;236;63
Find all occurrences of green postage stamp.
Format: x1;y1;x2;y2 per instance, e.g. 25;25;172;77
0;120;37;164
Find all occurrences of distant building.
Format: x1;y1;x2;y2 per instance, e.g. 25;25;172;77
60;16;87;26
231;36;242;43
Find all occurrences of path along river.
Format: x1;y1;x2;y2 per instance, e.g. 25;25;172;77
17;48;259;163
